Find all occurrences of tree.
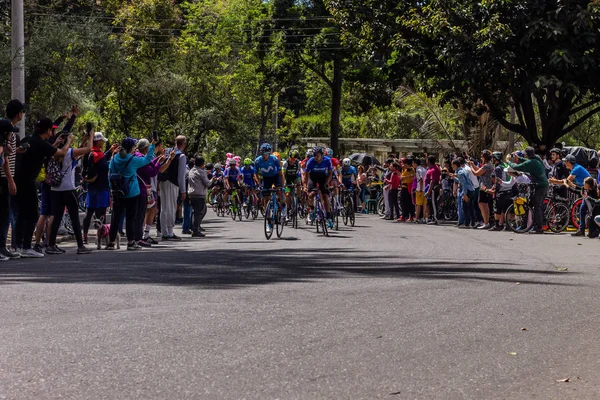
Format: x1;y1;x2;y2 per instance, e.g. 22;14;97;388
327;0;600;149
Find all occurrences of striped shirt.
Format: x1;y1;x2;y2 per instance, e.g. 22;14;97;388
0;132;17;178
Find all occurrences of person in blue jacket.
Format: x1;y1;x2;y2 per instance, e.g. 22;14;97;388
107;137;156;250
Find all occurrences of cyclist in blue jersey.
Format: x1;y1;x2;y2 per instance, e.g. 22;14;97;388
241;158;259;203
254;143;286;232
223;158;242;205
339;158;357;190
304;146;333;224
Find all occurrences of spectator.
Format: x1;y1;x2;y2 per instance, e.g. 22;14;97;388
0;119;19;260
399;157;415;222
414;158;427;223
107;137;155;250
424;155;441;225
463;155;482;226
356;165;368;213
489;152;508;231
188;155;211;237
158;135;187;241
45;130;94;255
506;147;549;234
1;100;25;259
547;148;570;197
82;132;115;245
13;117;72;258
563;154;592;237
380;158;393;219
467;150;494;229
134;139;162;247
182;156;195;235
581;177;599;239
454;157;475;228
384;162;401;221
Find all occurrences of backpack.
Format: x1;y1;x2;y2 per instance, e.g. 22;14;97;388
45;150;74;187
82;152;98;183
109;156;134;200
157;149;181;183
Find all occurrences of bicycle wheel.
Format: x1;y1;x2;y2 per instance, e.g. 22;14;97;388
348;197;355;227
264;202;274;240
342;201;349;226
547;202;570;233
243;196;251;219
230;201;237;221
333;211;339;231
237;197;243;221
321;216;329;237
291;196;298;229
77;190;87;212
571;198;582;229
505;203;533;233
276;208;284;238
252;199;259;219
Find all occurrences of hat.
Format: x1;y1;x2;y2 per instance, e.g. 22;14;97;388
121;137;138;151
492;151;503;161
93;132;108;142
564;154;577;164
550;148;562;154
6;99;26;119
35;117;58;133
0;118;12;134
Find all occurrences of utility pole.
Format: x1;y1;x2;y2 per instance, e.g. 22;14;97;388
11;0;26;138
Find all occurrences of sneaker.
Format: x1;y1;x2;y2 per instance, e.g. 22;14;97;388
198;227;206;232
21;248;44;258
105;243;116;251
137;240;152;248
191;232;206;238
32;244;44;254
77;246;93;255
489;225;504;232
529;229;544;235
55;245;67;253
144;237;158;245
169;234;182;241
306;215;313;224
0;254;8;261
571;231;585;237
477;224;491;230
45;245;63;255
266;224;273;234
127;242;142;251
427;220;438;225
406;218;413;223
0;248;21;259
457;225;470;229
182;230;192;235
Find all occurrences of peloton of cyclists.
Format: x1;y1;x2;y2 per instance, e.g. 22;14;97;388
223;158;243;205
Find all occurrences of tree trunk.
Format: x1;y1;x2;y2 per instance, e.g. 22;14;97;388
330;58;343;157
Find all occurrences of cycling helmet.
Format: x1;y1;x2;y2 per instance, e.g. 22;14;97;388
313;146;324;155
260;143;272;153
229;158;237;165
550;148;562;155
342;158;351;167
306;150;314;158
289;149;300;159
273;152;281;161
492;151;503;161
244;158;253;166
214;163;222;170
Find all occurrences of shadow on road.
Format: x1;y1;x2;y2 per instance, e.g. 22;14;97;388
0;247;576;289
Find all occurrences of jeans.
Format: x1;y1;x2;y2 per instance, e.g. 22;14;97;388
134;193;147;241
388;189;400;219
49;190;84;247
182;198;193;232
190;196;207;234
531;186;548;231
14;181;38;250
457;191;465;225
579;200;588;233
462;190;475;226
110;196;137;243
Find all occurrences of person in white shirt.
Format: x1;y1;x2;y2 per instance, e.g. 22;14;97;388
414;158;428;223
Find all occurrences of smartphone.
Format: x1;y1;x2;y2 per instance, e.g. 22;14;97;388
152;130;159;141
20;142;30;150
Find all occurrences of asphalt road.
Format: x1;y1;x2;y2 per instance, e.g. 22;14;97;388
1;211;599;399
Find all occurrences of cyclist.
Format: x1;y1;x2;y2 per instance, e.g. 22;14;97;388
325;148;340;197
241;158;259;200
210;163;224;205
339;158;357;190
283;150;302;218
223;158;242;205
254;143;285;234
305;146;333;225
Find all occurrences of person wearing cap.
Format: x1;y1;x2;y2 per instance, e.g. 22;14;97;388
81;132;116;244
563;154;592;237
106;137;156;250
12;117;73;258
467;150;495;229
506;147;549;234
